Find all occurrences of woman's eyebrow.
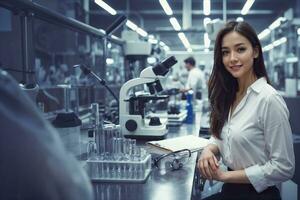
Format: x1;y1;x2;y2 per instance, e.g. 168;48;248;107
222;43;245;49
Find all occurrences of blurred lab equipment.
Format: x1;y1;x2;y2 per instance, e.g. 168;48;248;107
119;56;177;139
19;83;39;103
52;85;82;156
73;64;119;108
0;69;93;199
185;90;194;124
165;88;187;126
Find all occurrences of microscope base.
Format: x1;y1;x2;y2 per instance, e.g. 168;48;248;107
123;133;167;140
120;115;168;140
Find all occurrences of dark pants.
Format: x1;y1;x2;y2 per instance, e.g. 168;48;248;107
202;183;281;200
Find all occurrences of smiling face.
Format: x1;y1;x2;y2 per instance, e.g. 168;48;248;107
221;31;258;80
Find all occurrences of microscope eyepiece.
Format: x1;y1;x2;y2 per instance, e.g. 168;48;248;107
152;56;177;76
161;56;177;69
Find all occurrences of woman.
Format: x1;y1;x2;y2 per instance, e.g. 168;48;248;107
198;21;295;200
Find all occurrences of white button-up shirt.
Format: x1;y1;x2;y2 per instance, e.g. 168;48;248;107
186;67;205;92
210;77;295;193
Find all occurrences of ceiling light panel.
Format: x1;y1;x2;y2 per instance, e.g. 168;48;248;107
258;28;271;40
136;28;148;37
159;0;173;15
169;17;181;31
94;0;117;15
241;0;255;15
126;20;138;31
203;0;211;16
178;32;191;49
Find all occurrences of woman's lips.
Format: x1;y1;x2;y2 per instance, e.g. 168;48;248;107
230;65;243;70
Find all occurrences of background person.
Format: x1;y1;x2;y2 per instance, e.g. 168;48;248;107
180;56;206;102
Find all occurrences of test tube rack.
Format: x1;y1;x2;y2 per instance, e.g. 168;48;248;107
86;154;152;183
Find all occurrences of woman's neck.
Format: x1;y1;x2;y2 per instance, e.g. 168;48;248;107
237;71;257;95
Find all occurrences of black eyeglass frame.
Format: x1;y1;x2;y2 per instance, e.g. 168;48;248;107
153;149;192;171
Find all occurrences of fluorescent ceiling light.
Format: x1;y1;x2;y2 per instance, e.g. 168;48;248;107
164;46;170;51
178;32;191;49
111;35;120;40
241;0;255;15
236;17;244;22
269;17;286;30
298;28;300;35
169;17;181;31
147;57;156;64
272;37;287;47
94;0;117;15
136;27;148;37
148;35;155;39
203;0;211;16
159;0;173;15
106;58;114;65
262;44;273;52
258;28;271;40
204;33;210;48
159;41;166;46
126;20;138;31
286;56;298;63
148;38;158;44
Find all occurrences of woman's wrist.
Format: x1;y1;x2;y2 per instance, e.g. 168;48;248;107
206;144;219;155
220;171;229;182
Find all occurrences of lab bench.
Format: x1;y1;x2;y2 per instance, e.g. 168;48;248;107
89;114;204;200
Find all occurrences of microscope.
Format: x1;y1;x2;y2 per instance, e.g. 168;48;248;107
119;56;177;139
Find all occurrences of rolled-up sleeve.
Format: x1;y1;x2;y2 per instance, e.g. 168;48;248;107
208;135;218;146
245;94;295;192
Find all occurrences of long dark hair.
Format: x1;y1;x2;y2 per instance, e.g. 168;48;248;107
208;21;270;139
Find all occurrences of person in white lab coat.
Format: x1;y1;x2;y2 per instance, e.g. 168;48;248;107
180;56;206;101
198;21;295;200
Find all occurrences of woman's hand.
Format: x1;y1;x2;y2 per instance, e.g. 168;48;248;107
197;147;219;180
211;168;227;182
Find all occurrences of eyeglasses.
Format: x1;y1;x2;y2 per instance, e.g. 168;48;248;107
153;149;192;171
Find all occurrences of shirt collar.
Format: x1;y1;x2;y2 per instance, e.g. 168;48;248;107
248;77;266;94
190;67;196;72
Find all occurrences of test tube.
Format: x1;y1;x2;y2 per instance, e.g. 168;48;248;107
87;140;97;160
127;162;133;179
122;138;130;160
104;124;116;156
88;160;99;179
117;138;123;160
129;139;136;161
133;146;141;161
98;161;103;178
140;148;147;160
91;103;99;127
112;137;118;160
115;124;121;138
112;137;123;160
97;128;105;156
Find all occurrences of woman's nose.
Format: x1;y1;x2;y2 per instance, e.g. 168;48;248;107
229;52;238;62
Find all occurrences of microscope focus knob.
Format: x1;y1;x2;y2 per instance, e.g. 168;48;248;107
125;119;137;132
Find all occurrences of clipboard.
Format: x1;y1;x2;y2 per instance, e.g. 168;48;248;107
146;135;210;154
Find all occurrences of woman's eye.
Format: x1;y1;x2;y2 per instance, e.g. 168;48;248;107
222;51;228;56
237;47;246;53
